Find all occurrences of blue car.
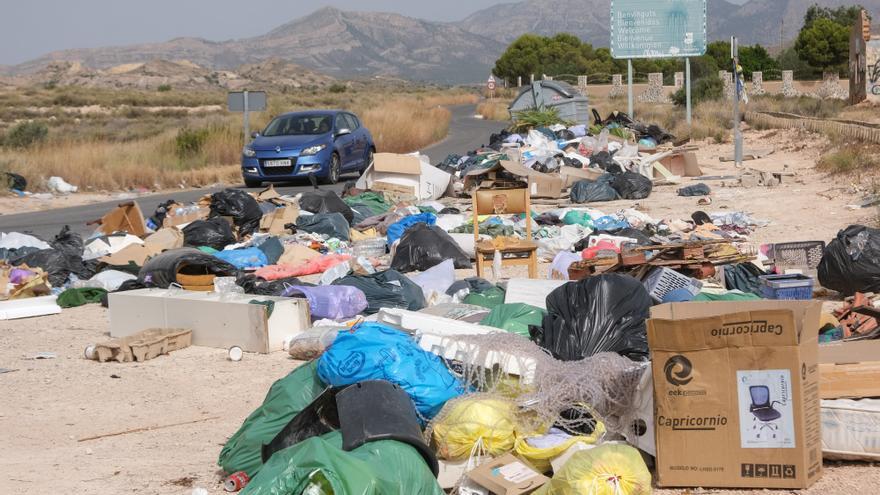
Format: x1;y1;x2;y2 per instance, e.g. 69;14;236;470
241;110;375;187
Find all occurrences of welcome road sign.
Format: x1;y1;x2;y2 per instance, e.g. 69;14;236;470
611;0;707;59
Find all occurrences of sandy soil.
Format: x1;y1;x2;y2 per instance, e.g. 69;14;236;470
3;128;880;495
0;191;178;216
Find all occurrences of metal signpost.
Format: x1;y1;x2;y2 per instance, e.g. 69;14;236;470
227;91;267;142
487;75;496;99
610;0;707;123
731;37;743;167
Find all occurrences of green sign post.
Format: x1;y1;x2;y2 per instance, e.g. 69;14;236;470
610;0;707;123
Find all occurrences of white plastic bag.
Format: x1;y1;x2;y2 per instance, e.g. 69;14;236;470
46;176;78;194
410;259;455;302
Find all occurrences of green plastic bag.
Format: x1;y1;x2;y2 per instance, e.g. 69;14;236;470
242;431;443;495
464;286;506;309
343;192;392;216
480;303;546;337
562;211;592;228
218;361;326;477
57;287;107;308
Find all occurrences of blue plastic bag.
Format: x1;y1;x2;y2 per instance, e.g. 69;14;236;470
386;213;436;246
317;323;464;420
592;215;629;232
214;247;269;269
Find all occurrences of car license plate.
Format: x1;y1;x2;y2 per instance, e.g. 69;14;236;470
263;159;291;168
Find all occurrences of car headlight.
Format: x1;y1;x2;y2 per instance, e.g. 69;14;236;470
242;146;256;157
301;144;327;156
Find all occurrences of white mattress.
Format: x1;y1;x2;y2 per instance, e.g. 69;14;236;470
822;398;880;461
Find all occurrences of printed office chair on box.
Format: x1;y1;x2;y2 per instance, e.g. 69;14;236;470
471;186;538;279
749;385;783;439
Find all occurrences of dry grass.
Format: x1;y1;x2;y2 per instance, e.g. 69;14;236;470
476;101;511;121
0;134;241;191
817;142;880;174
0;86;478;191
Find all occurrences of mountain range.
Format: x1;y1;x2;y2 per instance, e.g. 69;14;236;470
4;0;879;85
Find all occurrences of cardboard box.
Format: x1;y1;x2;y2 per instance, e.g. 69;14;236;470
648;301;823;489
356;153;451;201
467;454;549;495
163;206;210;228
559;166;606;188
97;202;146;237
465;160;563;199
655;151;702;179
108;289;311;353
260;205;299;235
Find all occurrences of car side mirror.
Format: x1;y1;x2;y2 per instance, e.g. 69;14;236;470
335;128;351;138
251;131;260;138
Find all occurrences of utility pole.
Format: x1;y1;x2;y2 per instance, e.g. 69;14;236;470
731;37;743;167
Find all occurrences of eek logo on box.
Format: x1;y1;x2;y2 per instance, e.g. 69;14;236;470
664;355;693;386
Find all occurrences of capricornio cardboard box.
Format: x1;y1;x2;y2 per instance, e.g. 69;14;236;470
648;300;823;489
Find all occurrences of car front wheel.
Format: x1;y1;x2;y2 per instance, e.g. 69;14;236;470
324;153;341;184
361;148;374;176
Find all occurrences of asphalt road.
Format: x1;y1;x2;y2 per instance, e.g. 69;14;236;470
0;104;504;239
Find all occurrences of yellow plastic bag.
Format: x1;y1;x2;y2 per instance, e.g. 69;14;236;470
430;397;518;460
514;422;606;473
535;444;651;495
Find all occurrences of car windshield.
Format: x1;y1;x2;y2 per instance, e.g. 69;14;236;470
262;114;333;136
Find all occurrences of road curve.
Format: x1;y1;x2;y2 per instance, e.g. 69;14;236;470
0;104;505;239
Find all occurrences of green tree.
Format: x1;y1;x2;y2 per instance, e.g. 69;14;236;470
493;34;548;82
5;121;48;148
794;17;849;71
803;4;868;28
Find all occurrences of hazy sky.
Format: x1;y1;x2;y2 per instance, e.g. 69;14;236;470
0;1;509;65
1;0;752;66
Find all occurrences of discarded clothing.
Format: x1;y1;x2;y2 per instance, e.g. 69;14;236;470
57;287;107;308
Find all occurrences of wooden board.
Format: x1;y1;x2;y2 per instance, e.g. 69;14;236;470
820;361;880;399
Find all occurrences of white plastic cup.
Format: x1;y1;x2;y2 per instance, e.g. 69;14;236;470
83;344;96;360
227;346;243;362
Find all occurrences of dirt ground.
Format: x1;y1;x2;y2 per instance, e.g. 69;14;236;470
0;190;175;215
3;128;880;495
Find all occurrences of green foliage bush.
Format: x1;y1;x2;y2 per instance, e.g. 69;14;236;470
157;84;172;92
5;121;49;148
671;76;724;107
328;83;347;94
175;127;209;158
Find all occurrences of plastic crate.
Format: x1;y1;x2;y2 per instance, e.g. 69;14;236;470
643;267;703;302
759;274;814;300
352;237;387;258
771;241;826;270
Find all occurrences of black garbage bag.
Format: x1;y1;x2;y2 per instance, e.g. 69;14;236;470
149;199;178;229
50;226;84;257
236;274;314;296
573;228;654;252
570;175;619;203
5;172;26;191
298;190;354;225
138;247;237;288
333;269;426;314
390;223;472;272
611;171;652;200
182;217;236;250
555;129;576;141
297;213;350;241
589;151;622;174
530;274;651;361
12;249;94;287
209;188;262;238
722;262;767;296
349;204;375;226
677;183;711;197
818;225;880;295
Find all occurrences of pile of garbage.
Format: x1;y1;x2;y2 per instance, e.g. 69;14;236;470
7;112;880;493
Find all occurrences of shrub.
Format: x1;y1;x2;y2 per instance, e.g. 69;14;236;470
157;84;172;92
175;127;210;158
671;76;724;107
328;83;347;94
5;121;49;148
511;107;572;132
